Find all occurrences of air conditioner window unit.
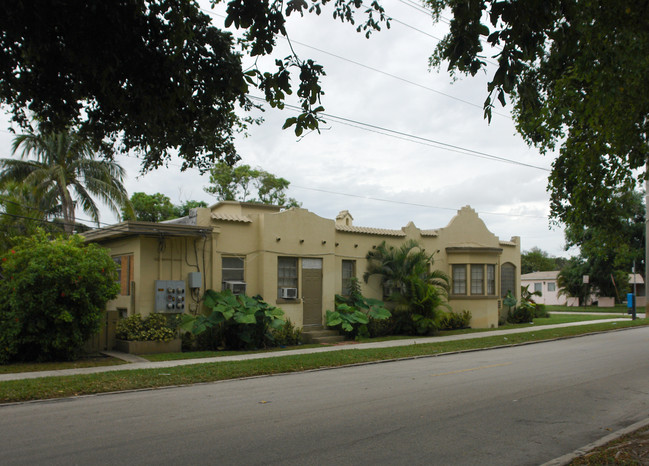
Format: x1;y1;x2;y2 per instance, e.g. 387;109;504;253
280;287;298;299
223;280;247;295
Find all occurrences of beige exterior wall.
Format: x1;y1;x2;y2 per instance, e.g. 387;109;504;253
86;202;520;329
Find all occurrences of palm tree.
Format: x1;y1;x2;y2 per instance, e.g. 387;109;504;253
363;240;450;335
0;130;132;234
363;240;449;299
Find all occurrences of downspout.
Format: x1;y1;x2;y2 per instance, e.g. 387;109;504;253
158;236;163;280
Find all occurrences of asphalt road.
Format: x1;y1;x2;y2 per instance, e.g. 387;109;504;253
2;327;648;465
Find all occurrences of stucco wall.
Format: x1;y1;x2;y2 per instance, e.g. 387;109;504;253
91;203;520;330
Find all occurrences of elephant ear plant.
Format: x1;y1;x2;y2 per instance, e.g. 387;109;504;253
326;277;391;339
180;290;286;350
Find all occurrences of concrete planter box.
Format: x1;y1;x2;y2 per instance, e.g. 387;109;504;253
597;297;615;308
115;339;182;355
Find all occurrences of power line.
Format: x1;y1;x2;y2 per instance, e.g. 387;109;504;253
246;95;549;171
289;39;507;118
290;184;548;219
115;153;549;222
198;6;502;116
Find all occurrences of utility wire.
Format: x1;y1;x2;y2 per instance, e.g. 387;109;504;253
289;184;548;219
246;95;549;172
289;39;507;118
199;6;503;116
114;153;550;222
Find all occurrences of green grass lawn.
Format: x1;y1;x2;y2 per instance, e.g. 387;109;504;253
1;319;647;404
0;313;629;371
546;304;633;313
0;354;126;375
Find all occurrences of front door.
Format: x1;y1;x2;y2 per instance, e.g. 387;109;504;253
302;258;323;326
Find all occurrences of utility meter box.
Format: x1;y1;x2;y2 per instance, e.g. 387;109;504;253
155;280;186;313
187;272;202;289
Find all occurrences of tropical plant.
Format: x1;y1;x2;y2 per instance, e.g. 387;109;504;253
405;274;451;335
521;285;542;305
326;277;391;338
180;290;285;350
363;240;450;335
501;291;518;325
518;285;550;322
0;129;133;234
0;231;120;363
507;301;536;324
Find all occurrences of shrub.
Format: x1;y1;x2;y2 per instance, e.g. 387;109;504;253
507;301;536;324
116;313;177;342
534;303;549;318
0;231;119;363
271;319;302;346
439;310;472;330
367;315;394;337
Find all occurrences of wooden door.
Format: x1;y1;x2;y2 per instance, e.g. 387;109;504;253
302;258;323;326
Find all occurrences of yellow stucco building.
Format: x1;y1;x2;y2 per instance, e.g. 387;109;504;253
83;202;520;330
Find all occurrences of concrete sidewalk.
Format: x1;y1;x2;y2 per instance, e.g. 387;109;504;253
0;317;636;382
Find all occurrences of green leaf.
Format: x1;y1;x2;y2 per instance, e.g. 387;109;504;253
179;314;197;332
233;313;257;324
368;306;391;320
203;289;220;309
282;117;297;129
326;310;343;327
269;317;286;329
351;310;369;324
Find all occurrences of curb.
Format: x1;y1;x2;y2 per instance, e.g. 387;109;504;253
541;417;649;466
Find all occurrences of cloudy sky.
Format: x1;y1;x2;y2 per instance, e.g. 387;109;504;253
0;0;572;257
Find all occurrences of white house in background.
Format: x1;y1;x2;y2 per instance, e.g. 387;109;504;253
521;271;646;307
520;271;567;305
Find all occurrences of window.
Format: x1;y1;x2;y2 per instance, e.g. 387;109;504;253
534;282;543;296
113;254;133;296
278;257;298;297
341;260;355;296
486;264;496;295
454;264;497;296
222;256;244;282
471;265;484;294
548;282;556;292
452;265;467;295
501;263;515;298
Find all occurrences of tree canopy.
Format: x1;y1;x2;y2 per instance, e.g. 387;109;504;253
1;0;389;172
122;192;208;222
204;162;300;207
563;190;644;300
427;0;649;231
521;247;566;275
